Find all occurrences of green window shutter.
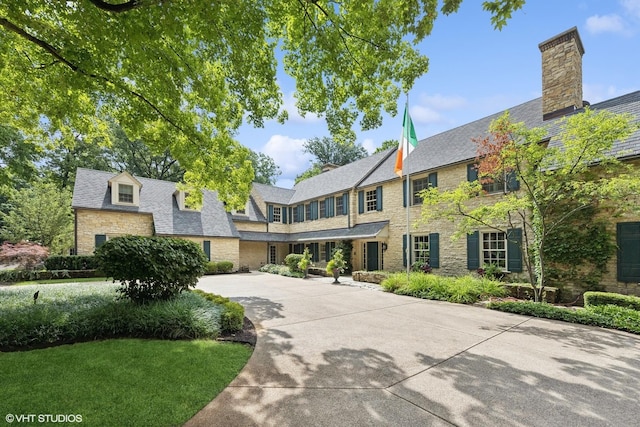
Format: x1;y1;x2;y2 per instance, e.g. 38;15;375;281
358;190;364;214
428;172;438;188
282;206;288;223
203;240;211;261
467;231;480;270
310;243;319;262
429;233;440;268
506;171;520;192
467;164;478;182
402;234;408;267
298;204;305;222
343;193;349;215
617;222;640;282
325;197;333;217
312;201;319;220
268;204;274;222
376;186;383;211
507;228;523;272
289;207;293;224
403;178;407;207
325;242;331;261
94;234;107;250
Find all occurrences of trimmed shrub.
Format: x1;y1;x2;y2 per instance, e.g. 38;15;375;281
95;236;207;304
258;264;305;278
45;255;98;271
192;289;244;333
216;261;234;273
284;254;304;273
0;269;100;283
206;262;219;274
584;291;640;311
488;301;640;335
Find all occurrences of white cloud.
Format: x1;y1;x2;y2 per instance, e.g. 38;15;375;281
585;14;628;34
407;93;468;125
261;134;313;180
361;138;377;154
621;0;640;19
583;83;628;104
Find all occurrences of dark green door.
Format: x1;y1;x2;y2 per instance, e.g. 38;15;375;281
617;222;640;282
366;242;379;271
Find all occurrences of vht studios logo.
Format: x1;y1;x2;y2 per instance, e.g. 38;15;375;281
5;414;83;423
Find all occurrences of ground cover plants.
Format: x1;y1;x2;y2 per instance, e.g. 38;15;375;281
258;263;304;278
381;272;507;304
0;283;242;350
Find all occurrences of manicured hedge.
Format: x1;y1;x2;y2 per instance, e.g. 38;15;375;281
205;261;234;274
0;269;101;283
191;289;244;333
584;291;640;311
44;255;98;271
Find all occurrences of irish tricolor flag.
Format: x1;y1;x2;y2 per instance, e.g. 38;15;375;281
394;105;418;177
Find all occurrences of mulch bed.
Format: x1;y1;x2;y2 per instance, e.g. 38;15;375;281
217;317;256;347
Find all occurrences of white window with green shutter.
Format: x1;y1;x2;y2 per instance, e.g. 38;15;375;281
467;229;522;272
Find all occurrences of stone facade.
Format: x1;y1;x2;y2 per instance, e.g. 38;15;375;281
75;209;154;255
539;27;584;118
180;236;240;268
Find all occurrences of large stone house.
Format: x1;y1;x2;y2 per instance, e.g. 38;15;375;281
72;28;640;297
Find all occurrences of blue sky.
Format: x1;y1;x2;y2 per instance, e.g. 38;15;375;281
235;1;640;188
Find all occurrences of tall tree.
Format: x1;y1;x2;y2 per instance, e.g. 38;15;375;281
249;150;281;185
420;110;640;302
1;180;74;255
0;1;524;208
374;139;399;154
295;137;369;183
0;125;40;187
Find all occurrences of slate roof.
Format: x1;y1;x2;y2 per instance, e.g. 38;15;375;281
252;182;296;205
231;195;266;223
72;168;240;238
288;148;396;204
238;221;389;242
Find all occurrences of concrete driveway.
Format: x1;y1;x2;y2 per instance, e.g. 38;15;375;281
186;272;640;427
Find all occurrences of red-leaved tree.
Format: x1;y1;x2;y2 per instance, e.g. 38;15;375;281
0;241;49;270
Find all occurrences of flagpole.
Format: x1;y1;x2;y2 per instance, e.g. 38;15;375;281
405;94;411;281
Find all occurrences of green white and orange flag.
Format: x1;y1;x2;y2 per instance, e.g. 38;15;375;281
394;105;418;177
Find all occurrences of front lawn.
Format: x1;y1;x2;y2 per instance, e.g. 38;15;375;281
0;338;252;426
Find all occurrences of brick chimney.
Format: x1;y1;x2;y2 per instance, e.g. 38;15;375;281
538;27;585;121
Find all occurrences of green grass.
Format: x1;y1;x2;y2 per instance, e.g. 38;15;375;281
381;272;507;304
0;338;252;426
1;283;224;350
13;277;110;286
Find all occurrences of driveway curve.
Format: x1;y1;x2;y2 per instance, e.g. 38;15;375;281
186;272;640;427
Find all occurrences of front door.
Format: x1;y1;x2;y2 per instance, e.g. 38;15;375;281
366;241;379;271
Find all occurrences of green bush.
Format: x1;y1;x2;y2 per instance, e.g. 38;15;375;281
217;261;234;273
192;289;244;333
259;264;305;278
0;284;222;350
284;254;304;273
45;255;98;271
95;236;207;304
206;262;219;274
584;291;640;311
488;301;640;335
381;273;506;304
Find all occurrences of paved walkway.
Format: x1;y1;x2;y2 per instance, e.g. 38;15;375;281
186;272;640;427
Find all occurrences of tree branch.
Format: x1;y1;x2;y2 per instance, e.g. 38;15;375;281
87;0;142;13
0;16;190;139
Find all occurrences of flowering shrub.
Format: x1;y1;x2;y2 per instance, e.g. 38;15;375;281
0;241;49;270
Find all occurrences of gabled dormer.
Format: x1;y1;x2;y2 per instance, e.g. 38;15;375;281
108;171;142;207
174;189;201;212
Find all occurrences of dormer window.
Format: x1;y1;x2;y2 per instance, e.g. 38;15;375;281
175;189;200;211
108;172;142;207
118;184;134;203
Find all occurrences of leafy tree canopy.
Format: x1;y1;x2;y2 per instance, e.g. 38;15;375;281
249;150;281;185
0;124;40;188
295;136;368;183
374;139;399;154
420;109;640;301
0;0;524;208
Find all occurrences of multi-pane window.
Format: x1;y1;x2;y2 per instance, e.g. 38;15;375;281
413;235;430;263
319;244;326;262
118;184;134;203
482;231;507;269
481;176;506;194
336;196;344;216
305;204;312;221
269;245;277;264
273;206;281;223
365;189;377;212
319;200;326;218
413;178;429;205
